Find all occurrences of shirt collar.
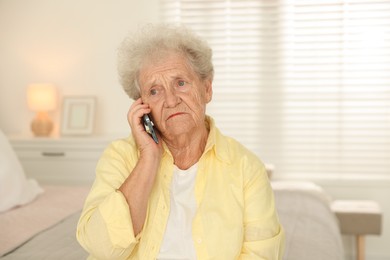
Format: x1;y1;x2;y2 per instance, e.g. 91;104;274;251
203;115;232;163
161;115;231;163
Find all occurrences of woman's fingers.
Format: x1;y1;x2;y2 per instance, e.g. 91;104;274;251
127;98;161;154
127;98;150;131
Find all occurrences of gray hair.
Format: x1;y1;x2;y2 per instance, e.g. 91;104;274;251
117;24;214;100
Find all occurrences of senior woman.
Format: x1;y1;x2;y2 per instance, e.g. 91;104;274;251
77;24;284;260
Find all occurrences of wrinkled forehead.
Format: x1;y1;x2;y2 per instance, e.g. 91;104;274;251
138;52;196;84
141;50;190;71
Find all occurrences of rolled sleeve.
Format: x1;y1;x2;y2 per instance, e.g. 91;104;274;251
77;191;138;260
241;226;284;260
241;160;285;259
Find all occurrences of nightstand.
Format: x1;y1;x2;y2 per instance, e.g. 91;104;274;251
331;200;382;260
8;135;115;185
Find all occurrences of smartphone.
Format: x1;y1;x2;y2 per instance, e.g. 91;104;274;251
142;114;158;143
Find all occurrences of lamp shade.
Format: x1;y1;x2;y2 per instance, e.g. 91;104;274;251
27;84;57;112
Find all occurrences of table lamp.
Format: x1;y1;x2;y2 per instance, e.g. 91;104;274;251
27;84;57;136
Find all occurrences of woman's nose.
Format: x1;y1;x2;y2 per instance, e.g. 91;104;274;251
163;88;181;107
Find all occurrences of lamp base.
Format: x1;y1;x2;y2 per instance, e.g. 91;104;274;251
31;112;53;137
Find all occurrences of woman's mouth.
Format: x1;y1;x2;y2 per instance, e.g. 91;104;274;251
167;112;185;120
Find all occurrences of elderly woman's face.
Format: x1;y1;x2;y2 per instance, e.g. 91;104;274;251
138;52;212;139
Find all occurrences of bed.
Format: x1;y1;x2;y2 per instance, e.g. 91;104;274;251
0;185;89;259
0;181;344;260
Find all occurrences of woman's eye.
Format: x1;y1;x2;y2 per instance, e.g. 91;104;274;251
178;80;186;87
150;89;158;96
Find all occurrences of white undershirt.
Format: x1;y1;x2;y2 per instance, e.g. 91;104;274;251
158;164;198;260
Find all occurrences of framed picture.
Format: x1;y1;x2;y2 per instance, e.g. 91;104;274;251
61;96;96;135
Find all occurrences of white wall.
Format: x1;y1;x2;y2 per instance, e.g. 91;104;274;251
0;0;160;136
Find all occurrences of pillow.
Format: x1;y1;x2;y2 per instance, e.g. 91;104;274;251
0;130;43;212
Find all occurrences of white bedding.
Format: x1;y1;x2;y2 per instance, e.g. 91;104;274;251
1;211;88;260
0;129;43;212
0;185;89;256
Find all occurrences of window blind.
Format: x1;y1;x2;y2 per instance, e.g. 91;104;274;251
161;0;390;179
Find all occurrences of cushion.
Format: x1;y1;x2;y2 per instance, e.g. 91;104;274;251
0;130;43;212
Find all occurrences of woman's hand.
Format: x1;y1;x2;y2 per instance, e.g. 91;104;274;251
121;98;163;235
127;98;162;158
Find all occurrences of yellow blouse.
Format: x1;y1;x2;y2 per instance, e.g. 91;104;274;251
77;117;284;260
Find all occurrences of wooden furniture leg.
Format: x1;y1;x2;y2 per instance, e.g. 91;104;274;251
331;200;382;260
357;235;365;260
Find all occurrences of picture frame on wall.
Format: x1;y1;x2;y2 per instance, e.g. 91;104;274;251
61;96;96;135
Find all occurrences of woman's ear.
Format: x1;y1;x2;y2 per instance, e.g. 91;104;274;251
204;80;213;103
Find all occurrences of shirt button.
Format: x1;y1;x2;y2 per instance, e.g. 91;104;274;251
196;238;202;244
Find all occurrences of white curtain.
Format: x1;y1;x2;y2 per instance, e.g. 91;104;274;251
161;0;390;179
